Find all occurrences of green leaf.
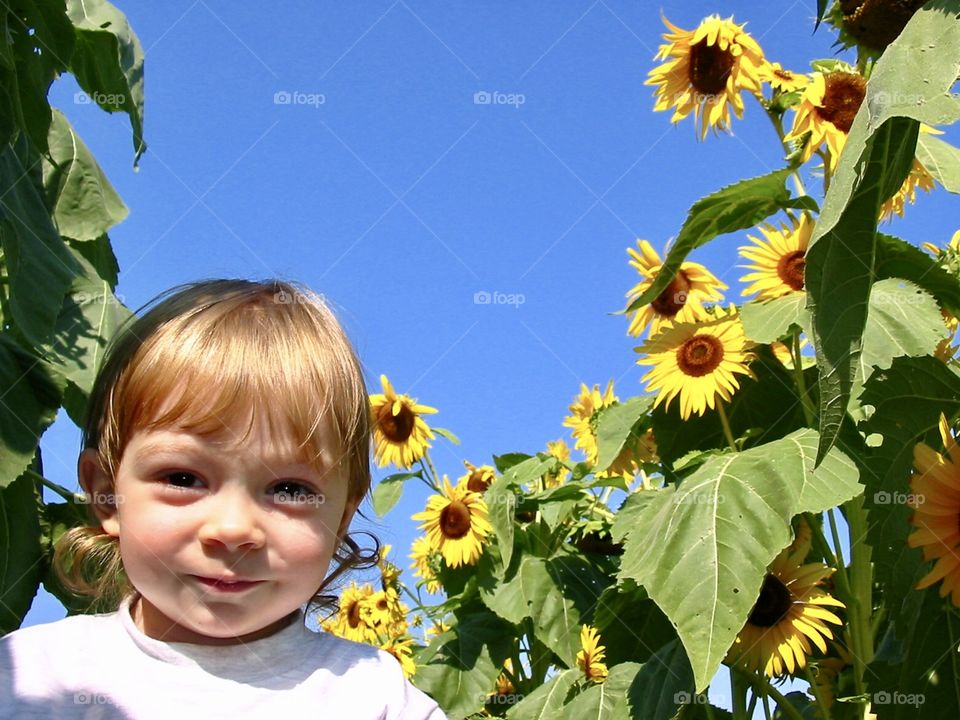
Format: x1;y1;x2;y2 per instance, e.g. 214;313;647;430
808;0;960;463
740;293;810;344
592;584;677;666
42;109;128;241
815;0;829;30
629;168;815;312
507;669;579;720
617;429;861;691
853;279;944;401
66;234;120;288
486;474;517;569
916;132;960;193
0;471;43;633
595;396;652;472
372;473;416;517
0;139;82;345
875;233;960;316
560;661;641;720
414;605;513;719
42;250;132;412
628;639;695;720
432;426;460;445
66;0;146;163
0;335;64;486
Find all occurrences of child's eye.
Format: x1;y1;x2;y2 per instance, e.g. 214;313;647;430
162;472;202;489
270;481;325;508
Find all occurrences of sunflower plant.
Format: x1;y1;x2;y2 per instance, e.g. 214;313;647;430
333;4;960;720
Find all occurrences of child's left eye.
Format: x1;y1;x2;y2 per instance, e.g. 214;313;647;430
270;481;325;507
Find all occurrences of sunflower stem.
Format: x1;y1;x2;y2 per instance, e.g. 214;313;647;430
948;612;960;713
824;508;856;617
736;668;806;720
761;692;772;720
731;667;750;719
842;496;873;700
717;401;738;452
764;108;807;198
791;332;815;427
418;455;441;492
804;664;832;720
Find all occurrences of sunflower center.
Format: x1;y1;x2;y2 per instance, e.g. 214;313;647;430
748;574;794;628
376;401;416;443
817;72;867;133
676;334;724;377
440;501;473;539
467;470;491;493
688;38;735;96
777;250;806;291
841;0;927;52
347;600;362;628
651;271;693;318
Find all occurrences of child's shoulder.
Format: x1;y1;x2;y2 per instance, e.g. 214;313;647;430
2;609;115;658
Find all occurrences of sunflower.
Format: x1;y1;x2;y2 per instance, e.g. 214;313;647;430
907;414;960;606
922;229;960;259
935;310;959;362
368;586;406;632
758;62;808;93
879;158;935;221
369;375;438;469
381;636;417;679
563;381;639;478
412;475;492;568
785;70;867;172
409;535;443;594
726;541;845;677
739;214;813;301
625;239;727;339
458;460;495;494
637;307;755;420
542;439;572;489
378;543;401;590
492;659;517;698
576;625;609;683
325;582;379;644
645;14;766;139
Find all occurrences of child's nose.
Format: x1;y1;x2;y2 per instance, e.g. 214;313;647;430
197;489;267;551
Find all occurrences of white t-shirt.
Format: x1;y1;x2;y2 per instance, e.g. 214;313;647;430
0;596;447;719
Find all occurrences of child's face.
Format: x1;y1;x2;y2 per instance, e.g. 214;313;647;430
81;412;359;644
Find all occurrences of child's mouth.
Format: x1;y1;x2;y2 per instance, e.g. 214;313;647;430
192;575;264;592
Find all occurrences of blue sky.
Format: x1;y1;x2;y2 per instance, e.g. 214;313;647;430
22;0;960;708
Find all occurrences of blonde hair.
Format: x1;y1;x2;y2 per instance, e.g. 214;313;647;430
54;279;378;613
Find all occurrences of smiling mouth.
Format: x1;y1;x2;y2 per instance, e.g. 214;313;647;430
192;576;264;592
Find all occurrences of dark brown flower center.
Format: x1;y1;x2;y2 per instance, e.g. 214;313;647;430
841;0;927;52
748;574;794;628
376;401;415;443
440;501;472;539
777;250;806;291
676;334;724;377
467;470;491;493
347;600;363;628
688;37;735;96
651;271;693;318
817;72;867;133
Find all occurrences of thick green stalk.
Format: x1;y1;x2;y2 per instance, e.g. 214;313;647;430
717;401;738;452
843;496;874;700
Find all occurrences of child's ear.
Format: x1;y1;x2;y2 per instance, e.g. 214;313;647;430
77;448;121;538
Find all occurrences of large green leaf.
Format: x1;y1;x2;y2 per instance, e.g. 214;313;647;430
592;583;678;666
616;429;861;691
0;334;64;486
0;471;43;633
66;0;146;163
42;109;128;241
414;605;513;719
627;639;695;720
560;661;641;720
628;168;815;312
740;293;809;344
595;396;652;472
916;132;960;193
0;140;81;345
808;0;960;463
874;233;960;316
507;669;579;720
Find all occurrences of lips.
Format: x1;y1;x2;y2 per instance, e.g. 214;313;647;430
192;575;264;592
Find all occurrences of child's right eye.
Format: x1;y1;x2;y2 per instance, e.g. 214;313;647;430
162;472;201;489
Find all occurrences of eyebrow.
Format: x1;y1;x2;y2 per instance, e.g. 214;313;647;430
131;438;328;473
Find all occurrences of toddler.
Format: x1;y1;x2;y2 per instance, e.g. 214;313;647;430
0;279;446;719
